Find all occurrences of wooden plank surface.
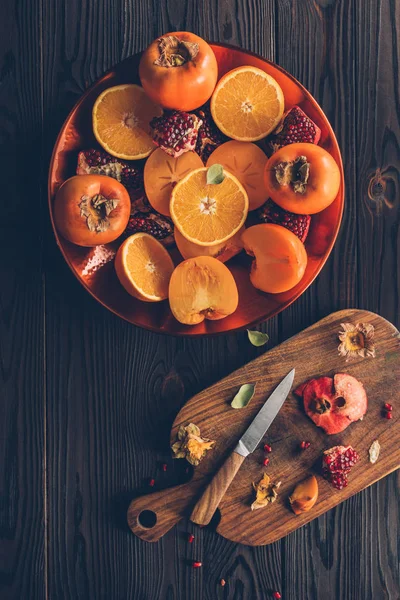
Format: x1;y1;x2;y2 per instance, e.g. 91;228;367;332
0;1;399;600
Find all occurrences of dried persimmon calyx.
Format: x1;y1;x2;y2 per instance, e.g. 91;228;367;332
171;423;215;466
251;473;281;511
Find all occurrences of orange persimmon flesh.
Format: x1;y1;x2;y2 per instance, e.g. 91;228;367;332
242;224;307;294
168;256;238;325
144;148;203;216
174;227;244;263
289;475;318;515
207;141;268;211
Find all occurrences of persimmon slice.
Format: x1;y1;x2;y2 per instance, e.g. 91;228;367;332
174;227;244;262
92;84;162;160
169;256;238;325
207;141;268;210
144;148;203;216
170;167;248;246
114;232;174;302
242;223;307;294
210;66;284;141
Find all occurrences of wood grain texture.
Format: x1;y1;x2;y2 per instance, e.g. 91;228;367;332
128;310;400;545
0;0;45;598
0;0;399;599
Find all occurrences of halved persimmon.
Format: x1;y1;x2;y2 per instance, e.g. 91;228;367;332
144;148;203;216
169;256;239;325
206;141;268;210
114;233;174;302
242;224;307;294
264;142;341;215
174;227;244;263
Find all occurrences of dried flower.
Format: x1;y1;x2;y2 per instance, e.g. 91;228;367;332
338;322;376;361
369;440;381;464
251;473;282;511
171;423;215;466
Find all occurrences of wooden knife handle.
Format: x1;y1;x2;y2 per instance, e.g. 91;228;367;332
190;451;246;526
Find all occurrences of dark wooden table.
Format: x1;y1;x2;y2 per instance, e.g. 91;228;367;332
1;1;399;598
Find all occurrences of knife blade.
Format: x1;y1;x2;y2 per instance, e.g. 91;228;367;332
234;368;295;457
190;368;295;526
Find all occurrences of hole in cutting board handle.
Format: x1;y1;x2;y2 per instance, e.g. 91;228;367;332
138;510;157;529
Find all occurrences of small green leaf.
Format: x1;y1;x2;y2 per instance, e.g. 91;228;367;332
247;329;269;347
231;383;256;409
207;163;225;185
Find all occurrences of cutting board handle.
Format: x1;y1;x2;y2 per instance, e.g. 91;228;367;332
190;452;246;526
127;478;205;542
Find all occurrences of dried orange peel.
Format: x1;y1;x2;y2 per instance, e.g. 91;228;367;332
171;423;215;466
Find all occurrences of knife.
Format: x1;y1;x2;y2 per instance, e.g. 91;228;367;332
190;368;295;526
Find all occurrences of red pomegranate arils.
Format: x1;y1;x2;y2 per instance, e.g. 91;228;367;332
162;463;167;472
273;592;282;599
300;441;311;450
263;457;270;467
267;105;321;153
192;561;202;568
385;411;393;419
264;444;272;453
220;579;226;587
188;533;195;543
322;445;359;490
258;199;311;243
149;478;155;487
384;403;393;411
151;111;202;158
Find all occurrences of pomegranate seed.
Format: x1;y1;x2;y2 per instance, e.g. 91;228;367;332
264;444;272;453
263;458;270;467
385;411;393;419
220;579;226;586
188;533;195;543
273;592;282;599
162;463;167;472
192;561;202;568
149;478;155;487
300;441;311;450
384;403;393;411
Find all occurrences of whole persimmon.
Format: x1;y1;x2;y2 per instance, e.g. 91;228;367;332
242;224;307;294
264;143;341;215
169;256;238;325
54;175;131;247
139;32;218;111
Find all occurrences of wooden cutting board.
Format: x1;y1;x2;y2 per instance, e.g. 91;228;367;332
127;310;400;546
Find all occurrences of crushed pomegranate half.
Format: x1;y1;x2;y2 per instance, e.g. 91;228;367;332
77;149;144;196
267;105;321;153
258;199;311;242
193;104;227;162
295;374;367;434
150;110;202;157
322;445;359;489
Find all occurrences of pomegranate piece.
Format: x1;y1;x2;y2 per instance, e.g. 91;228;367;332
77;149;144;194
258;199;311;242
322;445;359;489
193;104;227;162
150;110;202;158
125;195;174;246
267;105;321;153
298;374;367;434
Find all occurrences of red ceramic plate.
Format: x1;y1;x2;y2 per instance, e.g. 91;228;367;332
48;43;344;336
